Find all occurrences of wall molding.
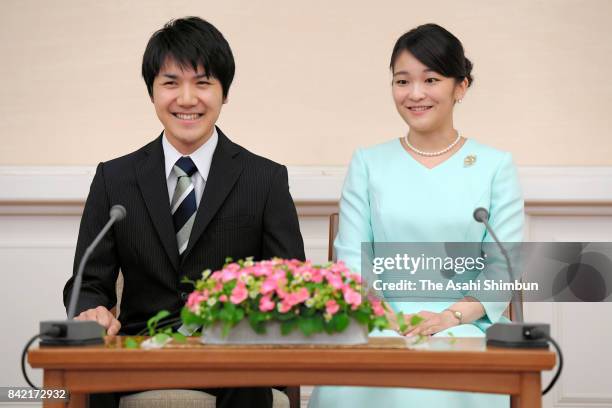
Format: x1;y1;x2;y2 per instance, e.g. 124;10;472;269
1;166;611;215
1;165;611;202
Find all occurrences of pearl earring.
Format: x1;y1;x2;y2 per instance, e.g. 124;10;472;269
457;98;463;104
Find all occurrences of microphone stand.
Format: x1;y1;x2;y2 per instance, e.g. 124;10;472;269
473;207;548;348
39;205;126;346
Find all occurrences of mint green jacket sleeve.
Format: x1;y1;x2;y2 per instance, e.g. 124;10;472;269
474;152;525;328
334;149;373;274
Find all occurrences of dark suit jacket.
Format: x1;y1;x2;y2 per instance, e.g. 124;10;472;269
63;128;305;334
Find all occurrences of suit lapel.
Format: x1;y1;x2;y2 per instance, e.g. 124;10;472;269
181;128;244;261
135;135;180;271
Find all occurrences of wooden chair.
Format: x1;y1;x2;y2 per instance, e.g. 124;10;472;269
328;213;339;262
327;212;522;321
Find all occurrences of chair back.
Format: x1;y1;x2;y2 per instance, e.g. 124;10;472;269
328;213;339;262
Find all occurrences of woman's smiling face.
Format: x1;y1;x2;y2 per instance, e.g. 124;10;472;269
391;51;467;134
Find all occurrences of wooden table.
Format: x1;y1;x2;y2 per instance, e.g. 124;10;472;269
29;336;556;408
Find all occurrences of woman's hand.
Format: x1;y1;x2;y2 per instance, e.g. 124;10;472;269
403;310;460;337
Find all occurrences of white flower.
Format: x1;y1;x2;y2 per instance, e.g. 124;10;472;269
207;297;217;306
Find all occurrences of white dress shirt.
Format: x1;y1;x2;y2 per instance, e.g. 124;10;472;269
162;129;218;207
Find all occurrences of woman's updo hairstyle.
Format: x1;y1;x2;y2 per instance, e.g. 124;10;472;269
390;23;473;87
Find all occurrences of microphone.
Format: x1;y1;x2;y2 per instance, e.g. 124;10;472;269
472;207;549;348
109;204;127;222
40;205;127;346
473;207;522;322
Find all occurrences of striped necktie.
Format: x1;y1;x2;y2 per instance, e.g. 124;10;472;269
171;156;198;256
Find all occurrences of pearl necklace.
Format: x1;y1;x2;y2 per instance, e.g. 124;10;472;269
404;133;462;157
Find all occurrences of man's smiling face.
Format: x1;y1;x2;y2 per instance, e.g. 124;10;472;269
152;58;226;154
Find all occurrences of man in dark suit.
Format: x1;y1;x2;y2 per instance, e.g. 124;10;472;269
63;17;305;408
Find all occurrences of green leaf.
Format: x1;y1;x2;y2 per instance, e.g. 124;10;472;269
219;302;236;323
248;312;268;334
172;332;187;343
280;319;297;335
413;334;427;345
302;306;316;317
234;307;245;323
221;321;233;338
323;320;335;334
124;337;139;349
352;310;370;325
331;313;350;332
372;316;388;330
153;333;171;345
147;310;171;336
248;317;267;334
298;316;324;337
397;312;408;334
410;314;425;327
181;307;204;326
150;310;171;324
180;276;196;288
275;311;295;321
312;315;325;333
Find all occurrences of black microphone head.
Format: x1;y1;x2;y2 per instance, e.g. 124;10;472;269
473;207;489;223
110;205;126;221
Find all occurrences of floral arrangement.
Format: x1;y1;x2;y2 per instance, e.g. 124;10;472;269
180;258;393;337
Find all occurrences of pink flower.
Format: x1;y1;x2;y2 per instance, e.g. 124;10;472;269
371;299;385;316
272;270;287;281
252;265;271;277
276;286;288;299
230;283;248;304
260;278;278;295
238;270;250;282
310;269;324;283
221;268;238;282
283;287;309;308
259;296;275;312
325;299;340;315
343;287;362;309
294;287;310;303
278;299;292;313
326;272;344;290
219;294;228;302
186;292;205;313
330;261;349;274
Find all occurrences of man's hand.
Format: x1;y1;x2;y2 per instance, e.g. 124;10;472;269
75;306;121;335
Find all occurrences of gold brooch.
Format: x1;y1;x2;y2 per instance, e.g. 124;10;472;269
464;155;477;167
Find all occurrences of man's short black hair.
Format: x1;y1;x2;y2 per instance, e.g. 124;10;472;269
142;17;235;98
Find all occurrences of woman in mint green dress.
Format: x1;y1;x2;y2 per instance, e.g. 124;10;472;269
309;24;524;408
